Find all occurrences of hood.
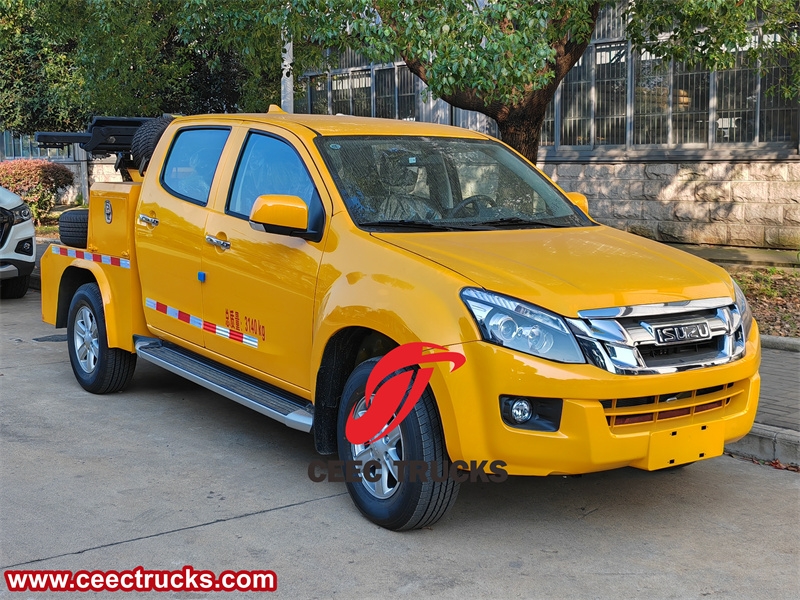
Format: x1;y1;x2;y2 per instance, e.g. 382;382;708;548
0;186;24;210
372;226;734;317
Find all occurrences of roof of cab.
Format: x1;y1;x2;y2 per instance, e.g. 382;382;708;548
172;111;492;140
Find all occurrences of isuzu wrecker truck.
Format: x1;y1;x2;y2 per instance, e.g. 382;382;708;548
36;110;760;530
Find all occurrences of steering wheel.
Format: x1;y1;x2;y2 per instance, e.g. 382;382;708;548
449;195;497;218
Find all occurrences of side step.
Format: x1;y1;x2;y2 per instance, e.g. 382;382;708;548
135;338;314;432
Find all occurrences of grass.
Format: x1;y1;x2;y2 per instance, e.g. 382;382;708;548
733;266;800;300
35;224;59;237
730;266;800;337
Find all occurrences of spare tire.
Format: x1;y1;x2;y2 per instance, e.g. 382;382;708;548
131;115;174;173
59;208;89;248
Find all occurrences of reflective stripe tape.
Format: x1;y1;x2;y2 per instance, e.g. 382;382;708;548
52;245;130;269
145;298;259;349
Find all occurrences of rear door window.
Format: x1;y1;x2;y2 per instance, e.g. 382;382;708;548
161;128;230;205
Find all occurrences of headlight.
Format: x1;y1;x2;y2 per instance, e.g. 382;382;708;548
11;203;32;224
733;280;753;340
461;288;585;363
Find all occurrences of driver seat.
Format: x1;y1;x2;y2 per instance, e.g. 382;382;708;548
378;149;441;221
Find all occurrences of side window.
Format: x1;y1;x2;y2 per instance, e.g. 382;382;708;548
228;132;318;218
161;128;230;205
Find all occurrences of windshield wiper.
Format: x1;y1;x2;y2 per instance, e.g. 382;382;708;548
476;216;573;229
359;219;481;231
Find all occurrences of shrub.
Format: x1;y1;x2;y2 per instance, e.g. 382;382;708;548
0;159;74;224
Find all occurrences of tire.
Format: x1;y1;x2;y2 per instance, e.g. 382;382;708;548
131;116;174;173
59;208;89;248
337;358;460;531
0;274;30;299
67;283;136;394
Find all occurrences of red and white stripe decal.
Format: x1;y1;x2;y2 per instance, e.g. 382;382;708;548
51;245;131;269
145;298;259;348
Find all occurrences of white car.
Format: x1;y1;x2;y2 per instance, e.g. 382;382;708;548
0;186;35;299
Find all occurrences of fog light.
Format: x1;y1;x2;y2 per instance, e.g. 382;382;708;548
500;396;563;432
511;399;532;423
15;238;34;256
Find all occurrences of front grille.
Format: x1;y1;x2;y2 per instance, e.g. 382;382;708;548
567;297;746;375
637;337;723;368
600;381;743;429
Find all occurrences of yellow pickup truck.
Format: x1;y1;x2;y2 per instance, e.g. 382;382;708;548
39;109;760;530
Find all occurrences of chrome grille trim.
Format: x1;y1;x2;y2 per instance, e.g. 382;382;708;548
568;297;745;375
577;297;733;319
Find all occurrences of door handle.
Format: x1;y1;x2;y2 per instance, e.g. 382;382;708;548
205;234;231;250
138;214;159;226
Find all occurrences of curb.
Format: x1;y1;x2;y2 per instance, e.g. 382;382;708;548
726;423;800;467
761;335;800;352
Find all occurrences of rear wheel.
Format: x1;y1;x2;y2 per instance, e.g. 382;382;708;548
337;358;460;531
67;283;136;393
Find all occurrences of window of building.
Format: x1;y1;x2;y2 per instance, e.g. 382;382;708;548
294;79;309;114
331;73;350;114
398;65;417;121
310;75;328;114
634;51;669;145
716;51;758;144
760;59;797;143
375;67;397;119
540;99;555;147
560;55;591;146
3;131;72;160
352;69;372;117
595;42;628;146
672;62;710;145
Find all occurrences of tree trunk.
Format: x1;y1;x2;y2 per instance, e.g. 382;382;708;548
496;109;546;164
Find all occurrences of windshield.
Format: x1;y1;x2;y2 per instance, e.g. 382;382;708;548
315;136;593;231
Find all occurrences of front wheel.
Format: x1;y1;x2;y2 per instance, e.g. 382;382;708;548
337;358;459;531
0;274;30;299
67;283;136;394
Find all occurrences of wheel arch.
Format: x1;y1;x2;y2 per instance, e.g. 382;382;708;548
312;327;398;455
55;264;136;350
55;266;98;328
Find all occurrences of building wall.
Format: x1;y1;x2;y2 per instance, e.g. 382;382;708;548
88;158;123;186
540;160;800;249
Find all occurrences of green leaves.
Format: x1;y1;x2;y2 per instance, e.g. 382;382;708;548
626;0;798;100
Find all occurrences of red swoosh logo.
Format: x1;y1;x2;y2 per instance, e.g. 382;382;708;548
345;342;466;445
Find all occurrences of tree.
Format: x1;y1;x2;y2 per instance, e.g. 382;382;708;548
1;1;293;133
277;0;799;162
33;0;284;118
0;0;86;133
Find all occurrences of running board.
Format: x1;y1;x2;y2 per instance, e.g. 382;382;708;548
135;338;313;432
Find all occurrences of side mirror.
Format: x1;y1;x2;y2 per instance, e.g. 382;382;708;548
565;191;590;216
249;194;320;241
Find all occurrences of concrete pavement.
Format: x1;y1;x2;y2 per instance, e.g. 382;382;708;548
2;292;799;599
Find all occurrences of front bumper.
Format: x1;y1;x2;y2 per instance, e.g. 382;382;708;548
432;322;761;475
0;257;35;280
0;217;35;279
